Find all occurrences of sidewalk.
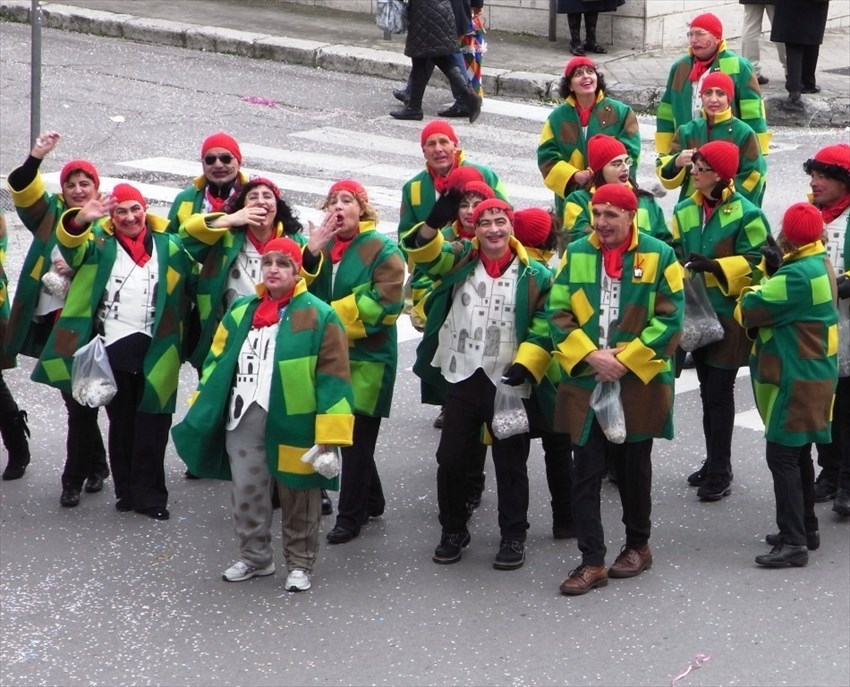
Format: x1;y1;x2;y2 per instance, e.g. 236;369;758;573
1;0;848;127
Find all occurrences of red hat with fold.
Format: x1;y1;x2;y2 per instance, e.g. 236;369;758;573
262;236;303;271
564;56;596;77
513;208;553;248
420;120;458;147
591;184;637;212
445;165;484;190
328;179;368;203
700;71;735;99
690;13;723;39
697;140;739;182
782;203;824;246
243;177;281;198
471;198;514;227
201;132;242;164
587;134;627;173
60;160;100;189
110;183;146;209
462;180;495;200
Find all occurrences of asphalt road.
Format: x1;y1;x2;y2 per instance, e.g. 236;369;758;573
0;22;848;687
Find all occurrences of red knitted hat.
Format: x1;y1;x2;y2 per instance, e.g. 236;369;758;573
262;236;303;271
700;71;735;99
813;143;850;173
110;183;146;209
782;203;824;246
471;198;514;227
463;180;495;200
445;165;484;190
328;179;368;203
513;208;553;248
690;13;723;39
60;159;99;189
201;132;242;164
420;120;458;147
243;177;281;198
564;56;596;77
697;140;739;182
591;184;637;212
587;134;627;173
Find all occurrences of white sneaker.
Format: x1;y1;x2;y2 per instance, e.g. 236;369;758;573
285;569;311;592
222;560;275;582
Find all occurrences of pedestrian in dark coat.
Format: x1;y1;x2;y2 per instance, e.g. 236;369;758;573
556;0;624;56
391;0;482;123
770;0;830;109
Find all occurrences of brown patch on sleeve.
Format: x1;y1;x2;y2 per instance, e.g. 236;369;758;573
740;134;760;162
555;383;591;438
618;303;648;337
53;327;80;358
33;204;57;243
155;306;179;339
200;253;222;280
795;320;828;360
595;104;623;130
622;109;640;136
372;253;405;306
757;352;781;385
317;320;352;382
290;307;319;333
355;236;384;266
671;61;691;93
621;377;672;436
713;234;736;258
558;120;580;147
785;378;834;433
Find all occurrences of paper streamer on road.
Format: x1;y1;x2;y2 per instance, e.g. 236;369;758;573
670;653;711;687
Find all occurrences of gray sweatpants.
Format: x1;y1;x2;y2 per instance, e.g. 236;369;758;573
225;403;322;572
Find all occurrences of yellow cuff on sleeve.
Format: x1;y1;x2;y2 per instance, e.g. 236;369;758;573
332;293;367;340
404;225;445;265
617;338;666;385
9;173;46;206
554;328;597;375
716;255;753;297
514;342;552;383
56;209;91;248
315;413;355;447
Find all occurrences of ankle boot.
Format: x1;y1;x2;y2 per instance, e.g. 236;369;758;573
446;64;482;124
391;65;425;119
583;12;607;53
568;14;585;56
1;409;31;480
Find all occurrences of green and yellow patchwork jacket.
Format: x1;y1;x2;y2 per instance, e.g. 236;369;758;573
402;230;553;406
547;229;685;445
178;214;310;369
0;210;12;370
171;280;355;489
656;108;767;206
735;242;838;445
563;187;672;246
671;187;770;369
31;212;191;414
309;221;405;418
655;42;769;156
538;92;641;217
165;172;250;234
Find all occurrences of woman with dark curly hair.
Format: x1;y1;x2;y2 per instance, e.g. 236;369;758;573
537;57;640;219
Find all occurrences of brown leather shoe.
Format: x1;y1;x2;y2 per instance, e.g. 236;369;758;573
607;545;652;578
559;565;608;595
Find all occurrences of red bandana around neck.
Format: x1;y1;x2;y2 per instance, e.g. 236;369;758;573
479;248;515;278
115;228;152;267
819;193;850;225
429;152;462;194
330;231;357;264
689;58;715;83
252;290;294;328
576;99;595;127
599;226;633;278
245;228;275;255
204;183;237;214
702;196;720;223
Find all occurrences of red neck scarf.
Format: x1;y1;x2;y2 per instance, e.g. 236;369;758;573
115;228;152;267
428;151;462;194
819;193;850;225
204;184;235;213
703;196;719;223
330;231;357;264
479;248;515;278
245;227;275;254
576;99;595;127
689;57;715;83
455;220;475;240
252;289;294;328
599;226;633;278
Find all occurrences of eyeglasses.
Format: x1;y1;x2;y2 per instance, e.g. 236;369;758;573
692;165;714;174
203;153;234;165
686;30;709;38
571;66;596;78
608;158;634;170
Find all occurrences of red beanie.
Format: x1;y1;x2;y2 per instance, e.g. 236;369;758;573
782;203;824;246
60;160;99;189
812;143;850;173
513;208;553;248
110;183;146;209
471;198;514;227
421;120;459;147
201;132;242;164
697;140;739;182
591;184;637;212
462;180;496;200
445;165;484;190
690;13;723;39
700;71;735;100
564;56;596;77
262;236;303;271
328;179;368;203
587;134;627;173
243;177;281;198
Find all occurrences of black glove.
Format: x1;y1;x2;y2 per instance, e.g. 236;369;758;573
838;274;850;300
426;189;464;230
686;252;721;276
760;233;783;278
501;363;532;387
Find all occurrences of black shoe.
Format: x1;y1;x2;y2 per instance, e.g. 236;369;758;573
326;525;358;544
433;408;445;429
392;87;410;104
466;93;483;124
390;106;423;121
755;543;808;568
552;520;576;540
437;103;469;118
813;473;838;502
757;74;769;85
493;538;525;570
115;498;133;512
84;474;105;493
368;503;385;518
60;487;81;508
766;531;820;551
779;94;805;112
833;488;850;517
583;40;607;54
321;489;333;516
697;478;732;502
137;506;170;520
687;461;708;487
2;463;27;480
432;530;470;564
801;84;821;94
184;469;201;480
569;39;586;56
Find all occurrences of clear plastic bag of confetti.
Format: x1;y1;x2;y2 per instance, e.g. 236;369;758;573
71;335;117;407
492;383;529;440
301;445;341;479
41;268;70;298
681;272;724;351
590;380;627;444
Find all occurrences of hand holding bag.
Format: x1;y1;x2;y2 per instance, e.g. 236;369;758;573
301;445;341;479
71;335;118;407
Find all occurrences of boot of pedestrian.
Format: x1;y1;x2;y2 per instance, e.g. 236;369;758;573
582;12;608;54
755;543;808;568
444;63;482;124
392;87;410;104
1;409;31;480
833;488;850;517
567;13;585;56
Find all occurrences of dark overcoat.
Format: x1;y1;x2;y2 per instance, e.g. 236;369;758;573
405;0;470;59
771;0;829;45
556;0;624;14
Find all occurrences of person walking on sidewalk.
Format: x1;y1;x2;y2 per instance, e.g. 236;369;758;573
739;1;786;85
549;184;684;596
736;202;838;568
390;0;482;123
656;13;769;157
556;0;623;56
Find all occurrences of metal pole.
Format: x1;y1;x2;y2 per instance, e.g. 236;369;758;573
30;0;42;147
549;0;557;42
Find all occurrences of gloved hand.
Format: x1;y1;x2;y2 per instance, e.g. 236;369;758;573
686;252;721;276
426;189;464;230
501;363;532;386
837;274;850;300
760;233;783;277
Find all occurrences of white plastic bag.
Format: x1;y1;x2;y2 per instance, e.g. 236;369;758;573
589;380;627;444
680;272;725;352
301;445;341;479
491;383;529;440
376;0;408;34
71;335;117;407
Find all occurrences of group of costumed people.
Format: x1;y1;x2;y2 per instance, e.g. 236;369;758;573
1;11;847;596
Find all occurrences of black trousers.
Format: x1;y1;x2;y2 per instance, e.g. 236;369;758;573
815;376;850;489
408;55;470;111
573;419;653;567
336;413;385;533
60;391;109;489
692;348;738;482
104;370;171;510
784;42;820;94
437;370;530;540
766;441;818;547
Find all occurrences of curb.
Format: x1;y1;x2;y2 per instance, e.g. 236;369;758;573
2;0;848;126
